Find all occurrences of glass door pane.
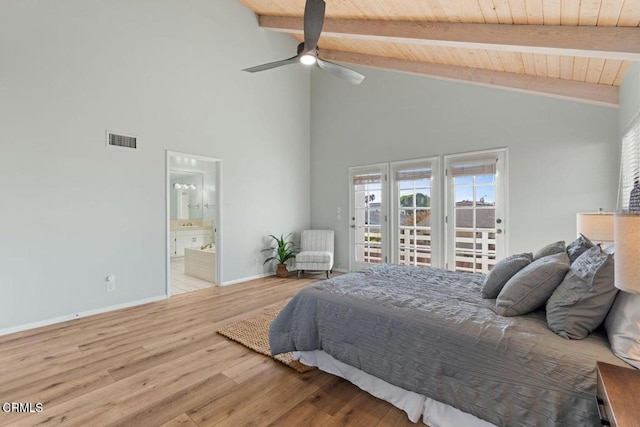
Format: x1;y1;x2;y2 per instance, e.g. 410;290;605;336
391;159;439;267
446;152;506;273
350;165;388;271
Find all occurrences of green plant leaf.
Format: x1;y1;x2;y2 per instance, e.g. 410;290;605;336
262;232;298;264
263;256;278;265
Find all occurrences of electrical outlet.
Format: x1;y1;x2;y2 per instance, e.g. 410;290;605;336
105;275;116;292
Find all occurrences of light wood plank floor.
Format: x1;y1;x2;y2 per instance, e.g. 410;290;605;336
0;274;417;426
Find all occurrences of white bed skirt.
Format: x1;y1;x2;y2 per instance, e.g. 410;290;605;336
294;350;496;427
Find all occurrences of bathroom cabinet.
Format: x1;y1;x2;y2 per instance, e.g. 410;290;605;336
170;228;213;257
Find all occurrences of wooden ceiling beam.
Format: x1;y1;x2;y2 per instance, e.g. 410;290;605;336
260;16;640;61
320;49;619;107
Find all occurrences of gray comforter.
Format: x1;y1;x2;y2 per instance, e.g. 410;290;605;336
269;264;626;427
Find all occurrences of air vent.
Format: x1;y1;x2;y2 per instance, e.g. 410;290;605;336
106;131;137;149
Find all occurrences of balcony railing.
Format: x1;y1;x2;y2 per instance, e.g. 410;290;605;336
358;228;496;273
398;227;431;267
453;228;496;273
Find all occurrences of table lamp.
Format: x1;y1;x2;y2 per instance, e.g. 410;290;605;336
576;210;614;246
614;213;640;293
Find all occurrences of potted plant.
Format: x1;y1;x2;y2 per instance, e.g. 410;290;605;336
262;233;296;278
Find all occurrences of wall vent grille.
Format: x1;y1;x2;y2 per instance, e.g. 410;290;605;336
106;132;137;149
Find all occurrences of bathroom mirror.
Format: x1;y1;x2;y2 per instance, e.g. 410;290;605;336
170;170;204;220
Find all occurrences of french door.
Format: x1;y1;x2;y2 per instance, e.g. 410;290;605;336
348;150;506;274
349;164;389;271
445;150;507;273
390;158;441;268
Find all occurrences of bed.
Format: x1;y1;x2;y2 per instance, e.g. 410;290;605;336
269;264;628;426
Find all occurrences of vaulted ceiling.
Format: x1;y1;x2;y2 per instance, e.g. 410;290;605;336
238;0;640;107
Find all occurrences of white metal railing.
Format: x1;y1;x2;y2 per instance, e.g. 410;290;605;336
360;246;382;263
399;228;431;266
358;228;496;272
358;229;382;263
454;228;496;273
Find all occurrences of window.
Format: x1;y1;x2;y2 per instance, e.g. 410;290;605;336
620;116;640;212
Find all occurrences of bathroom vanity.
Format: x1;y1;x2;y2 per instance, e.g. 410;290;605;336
170;226;214;257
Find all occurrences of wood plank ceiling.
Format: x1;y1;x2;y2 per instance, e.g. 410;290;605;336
237;0;640;107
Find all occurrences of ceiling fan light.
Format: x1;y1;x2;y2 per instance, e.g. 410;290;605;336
300;54;317;65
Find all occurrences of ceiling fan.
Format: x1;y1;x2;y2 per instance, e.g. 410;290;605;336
242;0;365;85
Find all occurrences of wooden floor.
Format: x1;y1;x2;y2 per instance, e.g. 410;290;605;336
0;274;417;426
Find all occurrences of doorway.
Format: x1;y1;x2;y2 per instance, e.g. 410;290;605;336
349;164;389;271
348;149;507;274
166;151;222;296
389;157;441;268
444;150;507;273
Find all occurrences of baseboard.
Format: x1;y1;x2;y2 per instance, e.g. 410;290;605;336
0;295;167;337
221;272;273;286
220;268;348;285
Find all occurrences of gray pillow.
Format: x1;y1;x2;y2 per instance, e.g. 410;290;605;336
605;291;640;369
546;246;617;339
533;241;565;260
481;253;533;299
496;252;570;317
566;234;595;264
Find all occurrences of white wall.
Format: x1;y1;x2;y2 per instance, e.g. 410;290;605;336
0;0;311;330
310;67;619;270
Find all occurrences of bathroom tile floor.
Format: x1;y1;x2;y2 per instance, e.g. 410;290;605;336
170;258;215;295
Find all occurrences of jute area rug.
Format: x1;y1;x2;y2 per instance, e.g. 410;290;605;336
217;306;315;373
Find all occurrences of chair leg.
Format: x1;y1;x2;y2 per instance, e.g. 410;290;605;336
326;270;330;279
297;270;301;279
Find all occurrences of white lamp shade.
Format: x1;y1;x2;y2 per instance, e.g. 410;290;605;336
576;212;614;242
614;213;640;293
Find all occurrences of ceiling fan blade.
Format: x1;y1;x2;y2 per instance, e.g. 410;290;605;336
242;56;299;73
316;58;365;85
303;0;326;53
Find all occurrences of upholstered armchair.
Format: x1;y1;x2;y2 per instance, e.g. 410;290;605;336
295;230;335;279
